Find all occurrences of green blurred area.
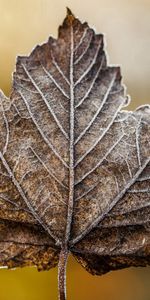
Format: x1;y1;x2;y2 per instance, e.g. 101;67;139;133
0;0;150;299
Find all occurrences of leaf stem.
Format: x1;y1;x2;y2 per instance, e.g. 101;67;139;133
58;248;69;300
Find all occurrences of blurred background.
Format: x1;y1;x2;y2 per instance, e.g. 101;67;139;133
0;0;150;299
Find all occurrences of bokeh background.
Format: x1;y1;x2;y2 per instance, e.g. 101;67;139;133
0;0;150;299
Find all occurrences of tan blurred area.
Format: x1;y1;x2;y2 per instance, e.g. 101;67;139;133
0;0;150;300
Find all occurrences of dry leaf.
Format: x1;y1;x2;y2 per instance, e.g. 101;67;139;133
0;8;150;300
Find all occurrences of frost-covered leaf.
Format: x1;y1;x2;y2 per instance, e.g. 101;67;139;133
0;8;149;300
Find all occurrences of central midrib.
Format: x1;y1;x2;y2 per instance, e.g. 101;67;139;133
64;24;75;245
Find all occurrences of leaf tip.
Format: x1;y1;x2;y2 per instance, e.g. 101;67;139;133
65;7;75;24
66;7;74;17
135;104;150;115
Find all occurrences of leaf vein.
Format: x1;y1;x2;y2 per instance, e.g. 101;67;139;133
22;63;69;140
75;74;117;145
18;91;69;169
74;38;102;86
75;134;124;185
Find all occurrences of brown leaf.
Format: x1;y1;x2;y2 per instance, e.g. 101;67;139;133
0;8;150;300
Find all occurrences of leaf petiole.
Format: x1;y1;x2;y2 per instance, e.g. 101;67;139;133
58;247;69;300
